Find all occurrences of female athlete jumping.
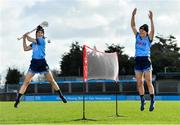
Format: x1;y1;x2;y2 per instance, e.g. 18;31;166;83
131;8;155;111
14;26;67;108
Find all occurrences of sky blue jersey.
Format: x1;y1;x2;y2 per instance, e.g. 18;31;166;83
30;38;46;59
135;33;151;57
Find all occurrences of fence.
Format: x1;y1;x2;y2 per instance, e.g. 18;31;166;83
1;73;180;101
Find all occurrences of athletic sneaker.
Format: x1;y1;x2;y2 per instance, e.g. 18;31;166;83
14;99;20;108
140;99;146;111
60;96;67;103
149;100;155;112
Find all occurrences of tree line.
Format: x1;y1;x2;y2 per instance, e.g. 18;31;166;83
60;34;180;76
5;34;180;84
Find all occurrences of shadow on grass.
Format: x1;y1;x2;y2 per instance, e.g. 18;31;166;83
42;118;98;124
71;117;97;121
108;114;127;118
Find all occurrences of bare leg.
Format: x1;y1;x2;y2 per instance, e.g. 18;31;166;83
144;71;154;94
144;71;155;111
44;71;67;103
135;71;146;111
19;72;34;94
14;72;34;108
135;71;144;95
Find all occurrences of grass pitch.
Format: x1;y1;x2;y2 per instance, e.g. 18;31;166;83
0;101;180;124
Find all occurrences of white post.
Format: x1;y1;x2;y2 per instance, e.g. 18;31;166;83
164;67;168;73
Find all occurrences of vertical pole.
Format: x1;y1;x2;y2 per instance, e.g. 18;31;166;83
82;45;88;120
115;81;119;117
115;51;120;117
82;81;86;120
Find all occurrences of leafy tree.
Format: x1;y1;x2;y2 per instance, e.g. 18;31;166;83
151;34;180;73
105;44;134;75
60;42;83;76
60;34;180;76
5;67;22;84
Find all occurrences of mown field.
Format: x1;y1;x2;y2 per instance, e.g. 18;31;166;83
0;101;180;124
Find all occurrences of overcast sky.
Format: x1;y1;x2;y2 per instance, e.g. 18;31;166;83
0;0;180;83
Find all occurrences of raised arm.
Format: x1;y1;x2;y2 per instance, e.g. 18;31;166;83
23;33;32;51
131;8;138;35
148;10;154;41
26;34;37;43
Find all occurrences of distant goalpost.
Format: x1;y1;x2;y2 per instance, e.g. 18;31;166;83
82;45;120;120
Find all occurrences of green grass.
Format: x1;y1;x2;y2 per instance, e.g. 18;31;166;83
0;101;180;124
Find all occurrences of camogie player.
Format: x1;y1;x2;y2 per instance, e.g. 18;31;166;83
14;25;67;108
131;8;155;111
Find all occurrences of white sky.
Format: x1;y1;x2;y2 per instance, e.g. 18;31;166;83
0;0;180;83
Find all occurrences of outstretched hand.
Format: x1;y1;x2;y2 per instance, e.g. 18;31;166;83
149;10;153;20
132;8;137;16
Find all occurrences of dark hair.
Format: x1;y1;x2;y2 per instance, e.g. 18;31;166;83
36;25;44;33
36;25;45;39
139;24;149;33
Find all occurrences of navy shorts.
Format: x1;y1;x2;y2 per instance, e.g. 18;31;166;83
28;59;49;74
134;56;152;72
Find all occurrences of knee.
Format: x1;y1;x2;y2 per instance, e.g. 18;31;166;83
137;79;143;86
146;82;154;88
146;79;152;85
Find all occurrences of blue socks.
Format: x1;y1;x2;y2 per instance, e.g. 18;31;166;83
140;95;146;111
56;90;67;103
149;94;155;111
140;94;155;111
14;93;23;108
